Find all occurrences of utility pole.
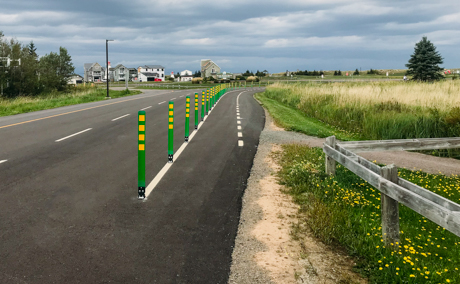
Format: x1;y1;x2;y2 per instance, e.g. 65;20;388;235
106;39;114;99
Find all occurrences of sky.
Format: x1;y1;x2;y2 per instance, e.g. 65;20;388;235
1;0;459;76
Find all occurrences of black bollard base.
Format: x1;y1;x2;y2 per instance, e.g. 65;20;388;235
138;187;145;199
168;154;173;163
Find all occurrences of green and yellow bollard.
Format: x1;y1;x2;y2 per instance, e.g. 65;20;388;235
201;90;205;121
206;89;209;114
138;111;146;199
185;96;190;142
195;93;199;129
168;102;174;163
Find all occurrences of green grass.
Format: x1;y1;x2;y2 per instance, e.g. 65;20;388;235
0;87;141;117
255;93;359;141
276;144;460;283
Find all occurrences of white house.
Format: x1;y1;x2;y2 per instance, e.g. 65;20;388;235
68;74;83;85
201;59;220;78
180;70;193;82
137;65;165;82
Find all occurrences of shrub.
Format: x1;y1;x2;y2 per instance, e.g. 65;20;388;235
192;77;203;84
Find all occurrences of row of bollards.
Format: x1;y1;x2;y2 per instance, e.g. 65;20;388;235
138;84;229;199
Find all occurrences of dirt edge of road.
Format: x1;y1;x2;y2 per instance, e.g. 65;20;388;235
228;109;367;284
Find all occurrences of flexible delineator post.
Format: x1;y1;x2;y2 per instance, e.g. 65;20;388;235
206;89;209;114
201;90;205;121
168;102;174;163
195;93;199;129
185;96;190;142
138;111;146;199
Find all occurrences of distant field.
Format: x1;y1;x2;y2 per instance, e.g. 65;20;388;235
263;80;460;141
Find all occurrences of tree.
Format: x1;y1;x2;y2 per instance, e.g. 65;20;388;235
334;71;338;76
338;70;342;76
406;36;444;81
39;47;75;92
353;68;360;75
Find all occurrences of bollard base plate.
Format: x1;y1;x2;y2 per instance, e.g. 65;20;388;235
185;136;189;142
138;187;145;199
168;154;173;163
194;125;198;130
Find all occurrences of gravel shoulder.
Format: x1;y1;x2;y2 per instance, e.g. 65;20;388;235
229;99;460;284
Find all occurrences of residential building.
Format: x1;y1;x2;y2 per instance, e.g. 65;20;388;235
137;65;165;82
68;74;83;85
128;68;138;81
112;64;128;82
180;70;193;82
83;62;106;82
201;59;220;78
216;71;233;80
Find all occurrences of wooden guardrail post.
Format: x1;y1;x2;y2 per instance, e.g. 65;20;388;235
325;136;336;175
381;164;400;249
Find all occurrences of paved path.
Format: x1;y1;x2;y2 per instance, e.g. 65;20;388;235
0;88;265;283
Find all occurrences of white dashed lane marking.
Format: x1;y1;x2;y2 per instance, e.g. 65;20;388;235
55;128;92;142
112;114;130;121
237;126;241;130
0;160;7;164
238;132;243;137
238;140;244;147
141;106;152;110
159;101;166;104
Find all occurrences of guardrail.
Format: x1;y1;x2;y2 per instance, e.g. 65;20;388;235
323;136;460;249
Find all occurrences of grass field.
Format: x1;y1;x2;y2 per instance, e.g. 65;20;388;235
263;80;460;141
276;145;460;283
0;87;141;117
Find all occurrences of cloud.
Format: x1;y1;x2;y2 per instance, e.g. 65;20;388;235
1;0;458;74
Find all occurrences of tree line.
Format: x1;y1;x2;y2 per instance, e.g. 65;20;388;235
0;31;75;98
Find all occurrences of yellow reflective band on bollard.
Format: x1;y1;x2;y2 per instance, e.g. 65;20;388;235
169;104;174;109
169;111;173;116
139;134;145;141
186;103;189;107
169;124;173;129
139;115;145;121
169;118;173;122
195;107;198;110
139;125;145;131
186;114;189;117
139;144;145;151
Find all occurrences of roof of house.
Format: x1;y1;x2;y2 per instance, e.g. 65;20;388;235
114;64;126;69
140;65;164;69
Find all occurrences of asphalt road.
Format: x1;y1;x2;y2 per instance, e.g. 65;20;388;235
0;87;265;283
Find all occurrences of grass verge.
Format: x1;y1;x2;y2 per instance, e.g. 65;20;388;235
255;92;358;141
0;88;141;117
275;144;460;283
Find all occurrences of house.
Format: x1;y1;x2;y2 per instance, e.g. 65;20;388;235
201;59;220;78
137;65;165;82
216;71;233;80
68;74;83;85
180;70;193;82
112;64;128;82
83;63;106;82
128;68;138;81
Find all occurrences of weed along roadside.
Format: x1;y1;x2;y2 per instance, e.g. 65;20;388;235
242;83;460;283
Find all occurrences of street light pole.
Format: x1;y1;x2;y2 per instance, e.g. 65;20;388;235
106;39;114;99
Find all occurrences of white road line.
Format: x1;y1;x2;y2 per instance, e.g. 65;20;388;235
0;160;7;164
144;92;231;200
236;91;245;105
238;140;244;147
159;101;166;104
237;126;242;130
141;106;152;110
238;132;243;137
112;114;130;121
237;121;241;124
55;128;92;142
171;98;176;100
180;95;184;97
237;116;241;119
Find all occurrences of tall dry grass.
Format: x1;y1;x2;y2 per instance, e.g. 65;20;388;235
264;80;460;141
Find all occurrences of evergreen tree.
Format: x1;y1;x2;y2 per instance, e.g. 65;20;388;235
406;36;444;81
353;68;359;75
338;70;342;76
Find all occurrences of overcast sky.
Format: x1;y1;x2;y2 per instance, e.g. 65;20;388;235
1;0;459;75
